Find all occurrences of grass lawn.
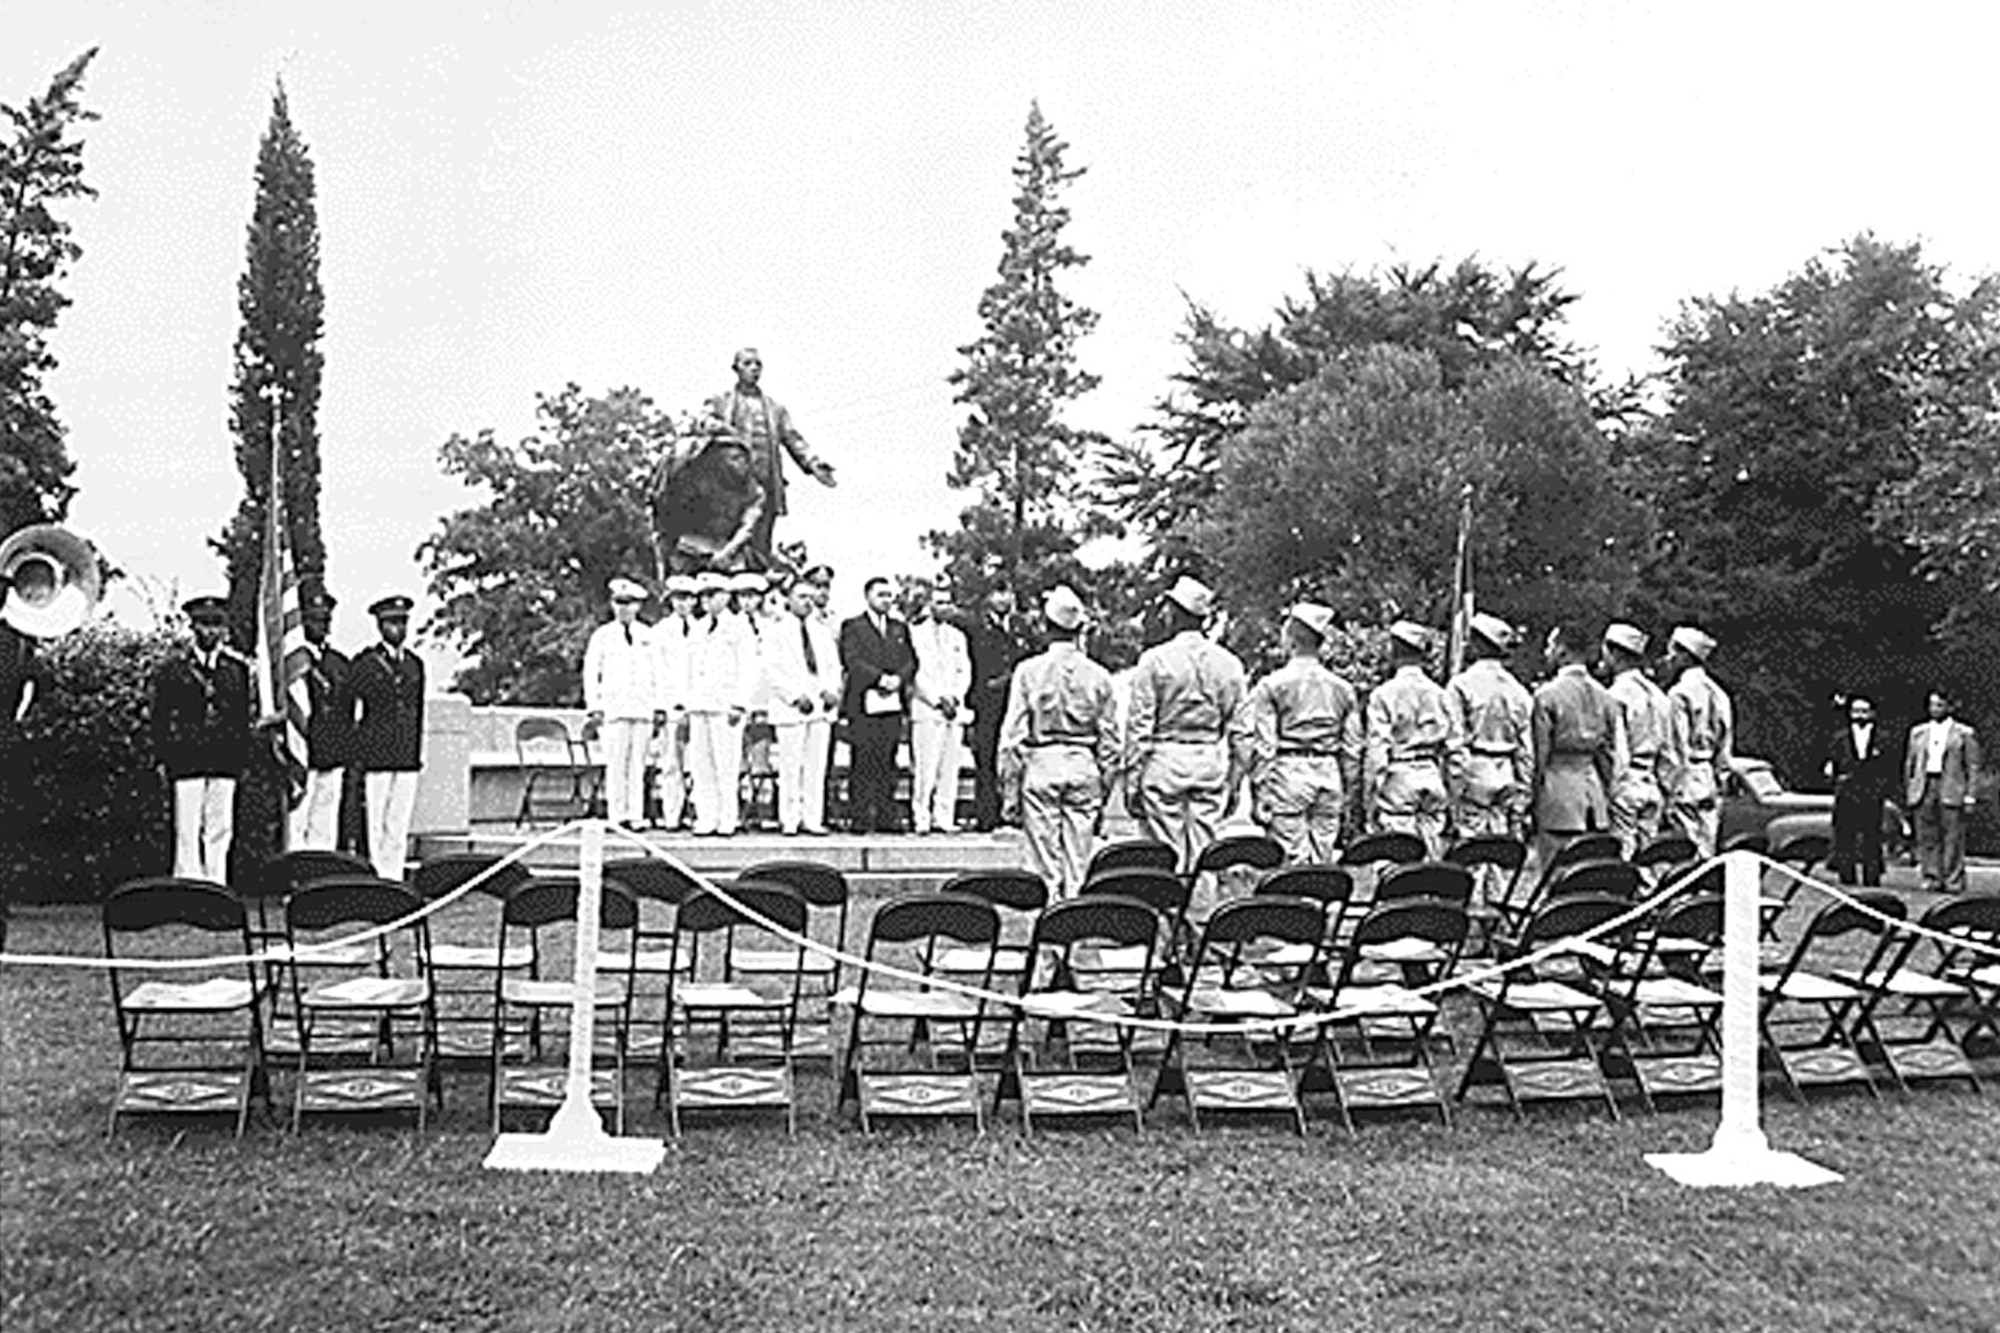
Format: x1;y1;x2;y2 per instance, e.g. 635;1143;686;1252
3;896;1998;1333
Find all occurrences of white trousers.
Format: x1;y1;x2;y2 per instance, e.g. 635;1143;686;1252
365;769;420;881
687;713;742;835
173;776;236;883
773;718;832;834
652;715;689;828
289;767;344;851
600;717;650;825
909;716;964;833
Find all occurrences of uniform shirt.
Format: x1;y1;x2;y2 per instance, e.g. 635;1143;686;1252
151;645;255;778
909;616;972;722
1532;663;1625;783
1234;657;1362;776
1445;658;1532;781
1667;665;1733;777
762;610;842;723
583;619;660;719
683;611;759;713
1609;668;1677;772
653;614;694;711
998;641;1121;787
1125;630;1247;772
301;640;355;771
351;643;426;771
1366;664;1455;768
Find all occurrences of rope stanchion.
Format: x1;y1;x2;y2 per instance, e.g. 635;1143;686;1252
0;820;591;974
486;818;665;1174
1647;850;1841;1189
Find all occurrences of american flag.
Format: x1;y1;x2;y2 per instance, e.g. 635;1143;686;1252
256;402;310;820
1444;483;1475;680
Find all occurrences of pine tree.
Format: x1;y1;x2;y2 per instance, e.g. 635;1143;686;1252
218;82;325;644
928;102;1102;603
0;49;96;536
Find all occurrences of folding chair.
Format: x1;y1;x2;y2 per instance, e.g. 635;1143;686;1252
1759;831;1830;941
490;877;640;1132
1374;861;1474;907
1942;898;2000;1061
601;858;703;1064
1633;833;1699;886
1188;833;1285;911
1444;834;1527;954
1354;861;1473;1001
284;875;441;1130
1340;831;1427;877
661;882;809;1134
411;853;535;1062
1081;865;1193;990
515;716;593;825
1254;864;1356;965
102;878;269;1137
935;868;1048;995
1151;896;1325;1133
1318;898;1467;1130
1455;894;1632;1120
1593;894;1726;1111
1840;894;1999;1094
244;849;373;1060
1758;891;1905;1103
1086;838;1179;880
730;861;850;1060
995;896;1162;1133
836;893;1001;1132
1498;848;1636;935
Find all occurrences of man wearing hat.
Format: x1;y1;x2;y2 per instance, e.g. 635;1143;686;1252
704;347;837;565
585;578;664;828
838;575;917;835
290;589;355;851
1443;612;1534;848
1602;622;1679;857
1364;620;1456;858
1531;619;1626;872
1664;625;1732;859
650;574;699;829
352;595;426;879
1125;576;1247;871
907;577;972;835
762;575;843;834
684;570;760;835
1231;602;1361;864
999;586;1119;897
151;596;255;881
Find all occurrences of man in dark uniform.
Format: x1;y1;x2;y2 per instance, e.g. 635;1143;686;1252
152;595;255;883
1824;692;1893;887
837;575;916;835
964;584;1030;831
291;589;354;851
352;594;425;880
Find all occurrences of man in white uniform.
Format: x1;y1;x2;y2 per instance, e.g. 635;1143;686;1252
650;574;697;829
763;578;842;835
907;579;972;835
583;577;663;827
684;571;758;835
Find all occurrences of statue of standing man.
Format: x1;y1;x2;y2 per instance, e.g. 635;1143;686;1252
704;348;837;568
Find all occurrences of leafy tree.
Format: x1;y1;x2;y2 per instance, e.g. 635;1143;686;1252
1630;235;1981;778
421;385;670;704
927;102;1104;606
216;83;326;644
0;48;96;536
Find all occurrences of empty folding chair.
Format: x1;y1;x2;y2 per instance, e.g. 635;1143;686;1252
284;875;442;1131
1758;891;1905;1103
1086;838;1179;880
1633;833;1699;886
661;882;809;1134
1444;834;1527;953
1840;894;1999;1094
102;878;269;1137
1254;864;1357;967
1187;832;1285;922
1318;898;1468;1130
1759;831;1831;940
245;849;374;1063
995;896;1162;1133
411;853;535;1063
602;857;704;1063
1353;861;1473;1001
1593;894;1726;1111
730;860;851;1060
836;893;1001;1132
1151;896;1325;1133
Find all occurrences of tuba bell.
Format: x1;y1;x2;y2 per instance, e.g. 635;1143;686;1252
0;523;101;638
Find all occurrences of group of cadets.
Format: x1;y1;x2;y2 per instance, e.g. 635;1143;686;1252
997;575;1735;902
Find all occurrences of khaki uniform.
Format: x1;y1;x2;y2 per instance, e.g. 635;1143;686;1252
1666;666;1733;860
999;642;1120;898
1531;664;1626;871
1608;668;1679;857
1364;665;1457;858
1443;658;1532;841
1124;631;1247;871
1232;657;1362;864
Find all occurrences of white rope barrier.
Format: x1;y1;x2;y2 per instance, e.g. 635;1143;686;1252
0;819;589;972
607;825;1723;1037
1756;858;2000;958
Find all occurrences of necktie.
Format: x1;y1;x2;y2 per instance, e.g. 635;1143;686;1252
800;617;818;674
623;624;633;647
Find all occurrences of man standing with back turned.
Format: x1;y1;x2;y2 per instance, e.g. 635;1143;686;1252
1125;577;1247;871
1664;625;1732;861
1365;620;1456;859
1233;601;1361;864
1530;620;1624;874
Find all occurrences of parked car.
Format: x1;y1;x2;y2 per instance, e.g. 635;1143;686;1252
1718;756;1903;860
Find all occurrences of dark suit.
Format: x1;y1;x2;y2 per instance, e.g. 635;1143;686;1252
965;611;1031;830
350;645;425;771
151;648;255;778
303;643;355;771
1826;722;1893;886
838;610;915;834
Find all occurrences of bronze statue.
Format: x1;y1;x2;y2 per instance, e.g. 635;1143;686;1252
649;432;769;579
702;347;836;562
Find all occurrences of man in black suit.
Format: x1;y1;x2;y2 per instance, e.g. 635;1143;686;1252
838;576;915;834
352;594;426;880
152;595;255;882
964;584;1030;831
1824;693;1893;887
291;589;355;851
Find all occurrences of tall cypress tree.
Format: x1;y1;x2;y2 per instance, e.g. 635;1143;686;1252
219;82;325;644
927;102;1102;603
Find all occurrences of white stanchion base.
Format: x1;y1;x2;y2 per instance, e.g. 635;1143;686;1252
484;1102;665;1174
1647;1134;1842;1189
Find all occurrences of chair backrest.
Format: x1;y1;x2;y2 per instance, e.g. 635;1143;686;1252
411;853;533;903
1254;865;1355;908
103;876;248;936
1765;890;1905;1007
1721;830;1769;856
1634;834;1698;871
1030;895;1161;953
286;875;426;932
1191;833;1285;878
1518;893;1633;951
738;860;850;909
1196;896;1326;951
1544;833;1623;876
1340;831;1426;869
938;868;1048;914
676;881;808;938
1086;839;1178;879
515;716;578;763
1443;835;1527;873
867;893;1000;949
500;876;640;932
1918;892;2000;941
248;850;373;902
1344;898;1468;961
1544;859;1642;903
1080;867;1190;920
1374;861;1474;906
603;858;704;905
1769;832;1830;868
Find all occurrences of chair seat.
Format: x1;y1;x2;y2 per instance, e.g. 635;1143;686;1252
1843;968;1967;999
1329;983;1437;1019
122;977;259;1011
1759;971;1858;1003
431;943;535;971
596;945;691;974
1018;989;1131;1021
1629;976;1724;1007
674;982;787;1010
1470;978;1600;1012
1359;937;1445;964
729;946;837;976
302;977;429;1008
500;977;627;1007
1186;987;1296;1019
276;943;376;966
934;945;1028;975
833;987;984;1020
1259;942;1319;968
1956;963;2000;987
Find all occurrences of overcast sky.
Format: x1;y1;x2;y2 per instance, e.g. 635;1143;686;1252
7;0;1997;663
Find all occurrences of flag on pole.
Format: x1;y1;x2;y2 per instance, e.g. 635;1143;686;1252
1445;483;1475;680
256;399;311;824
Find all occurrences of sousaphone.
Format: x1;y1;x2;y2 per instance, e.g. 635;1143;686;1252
0;523;101;638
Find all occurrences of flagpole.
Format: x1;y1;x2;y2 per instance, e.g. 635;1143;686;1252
1447;482;1473;679
264;384;288;853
